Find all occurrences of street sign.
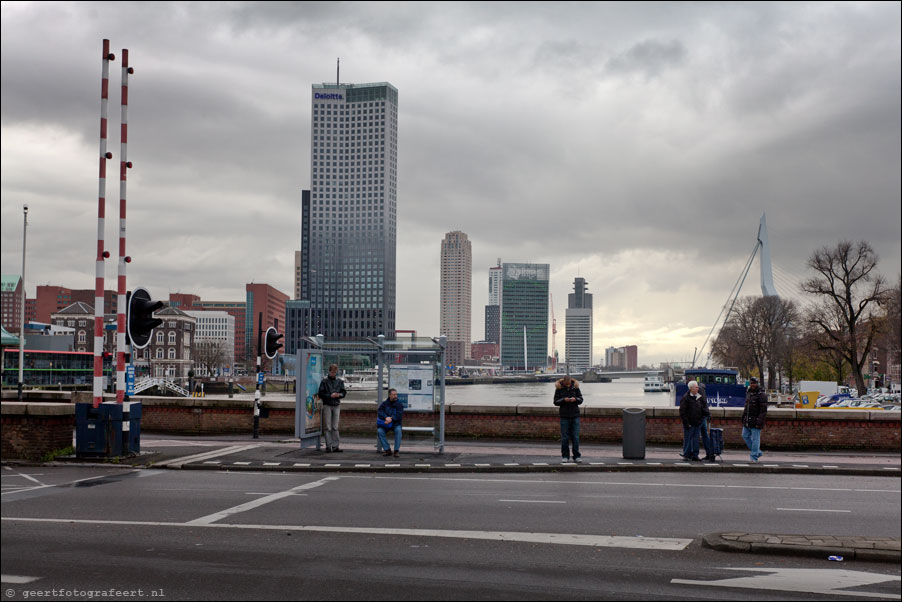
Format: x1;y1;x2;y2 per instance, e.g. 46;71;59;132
257;372;264;385
126;365;135;396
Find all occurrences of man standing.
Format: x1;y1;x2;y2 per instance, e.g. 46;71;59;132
553;376;583;464
377;388;404;457
742;376;768;462
318;364;346;452
679;380;707;461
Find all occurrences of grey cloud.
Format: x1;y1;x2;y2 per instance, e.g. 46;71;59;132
606;38;687;79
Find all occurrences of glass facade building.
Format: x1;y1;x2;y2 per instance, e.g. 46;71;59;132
500;263;549;371
298;82;398;343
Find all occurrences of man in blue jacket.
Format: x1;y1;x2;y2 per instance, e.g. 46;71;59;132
377;388;404;457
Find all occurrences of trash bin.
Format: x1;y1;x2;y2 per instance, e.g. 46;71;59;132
622;407;646;459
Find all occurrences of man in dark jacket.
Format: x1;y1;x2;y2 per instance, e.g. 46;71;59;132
553;376;583;464
318;364;346;452
741;376;768;462
377;388;404;457
679;380;707;461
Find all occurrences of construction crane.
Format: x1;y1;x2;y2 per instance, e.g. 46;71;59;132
550;293;558;371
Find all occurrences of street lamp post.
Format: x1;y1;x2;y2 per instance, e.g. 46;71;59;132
17;205;28;401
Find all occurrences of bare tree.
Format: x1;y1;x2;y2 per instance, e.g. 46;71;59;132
801;241;887;393
711;296;800;388
194;341;228;377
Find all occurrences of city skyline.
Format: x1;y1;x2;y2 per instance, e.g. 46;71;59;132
1;2;899;365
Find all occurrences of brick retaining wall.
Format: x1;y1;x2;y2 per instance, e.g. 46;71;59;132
1;403;75;461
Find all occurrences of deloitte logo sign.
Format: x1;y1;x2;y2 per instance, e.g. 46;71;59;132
315;92;344;100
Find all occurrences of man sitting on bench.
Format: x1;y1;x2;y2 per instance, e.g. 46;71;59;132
377;388;404;457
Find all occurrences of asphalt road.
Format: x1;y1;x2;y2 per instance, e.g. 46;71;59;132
2;467;900;600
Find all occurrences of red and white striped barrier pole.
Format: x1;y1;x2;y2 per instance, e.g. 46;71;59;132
95;39;114;409
116;48;134;403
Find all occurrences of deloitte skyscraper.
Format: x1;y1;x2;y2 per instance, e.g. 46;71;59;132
296;82;399;342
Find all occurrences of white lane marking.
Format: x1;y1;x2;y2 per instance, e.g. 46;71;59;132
1;517;693;550
1;470;143;497
672;567;901;600
444;464;461;467
263;463;281;467
186;476;339;525
776;508;851;513
357;476;901;494
4;471;45;486
499;500;566;504
293;463;310;467
504;463;520;466
154;444;261;468
233;462;251;466
2;574;41;584
354;464;372;468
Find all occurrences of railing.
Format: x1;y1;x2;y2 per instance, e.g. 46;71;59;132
133;377;189;397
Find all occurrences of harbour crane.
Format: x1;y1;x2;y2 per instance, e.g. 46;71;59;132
550;292;558;371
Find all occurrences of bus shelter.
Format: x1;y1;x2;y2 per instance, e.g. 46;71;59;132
296;335;447;452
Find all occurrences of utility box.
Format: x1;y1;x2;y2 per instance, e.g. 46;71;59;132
75;402;123;457
622;407;646;460
122;401;142;454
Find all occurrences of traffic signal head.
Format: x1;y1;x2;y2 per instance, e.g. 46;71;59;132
264;326;283;359
127;287;163;349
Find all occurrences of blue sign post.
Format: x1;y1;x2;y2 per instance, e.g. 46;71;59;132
126;365;136;396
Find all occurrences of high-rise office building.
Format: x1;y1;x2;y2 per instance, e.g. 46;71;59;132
295;81;399;342
565;277;593;373
484;259;502;344
484;304;500;344
500;263;549;371
488;260;502;306
440;231;472;366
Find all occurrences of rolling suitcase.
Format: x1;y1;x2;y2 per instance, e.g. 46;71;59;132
708;427;724;458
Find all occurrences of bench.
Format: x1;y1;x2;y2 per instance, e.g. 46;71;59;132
376;426;435;451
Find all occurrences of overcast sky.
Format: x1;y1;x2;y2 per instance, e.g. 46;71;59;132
2;1;900;366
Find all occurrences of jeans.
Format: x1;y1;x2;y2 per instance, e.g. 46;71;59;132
700;417;712;455
560;416;580;459
377;426;403;452
323;404;341;450
742;426;762;461
682;424;700;459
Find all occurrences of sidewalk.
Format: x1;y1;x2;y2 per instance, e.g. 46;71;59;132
128;434;901;476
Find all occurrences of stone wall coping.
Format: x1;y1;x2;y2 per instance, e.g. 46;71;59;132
583;407;630;417
447;404;518;415
60;397;899;423
869;410;902;421
515;405;559;416
1;402;76;416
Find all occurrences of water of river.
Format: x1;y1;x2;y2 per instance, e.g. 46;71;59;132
443;378;675;407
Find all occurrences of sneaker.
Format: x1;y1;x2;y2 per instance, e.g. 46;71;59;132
561;458;570;464
574;457;583;464
750;456;759;463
